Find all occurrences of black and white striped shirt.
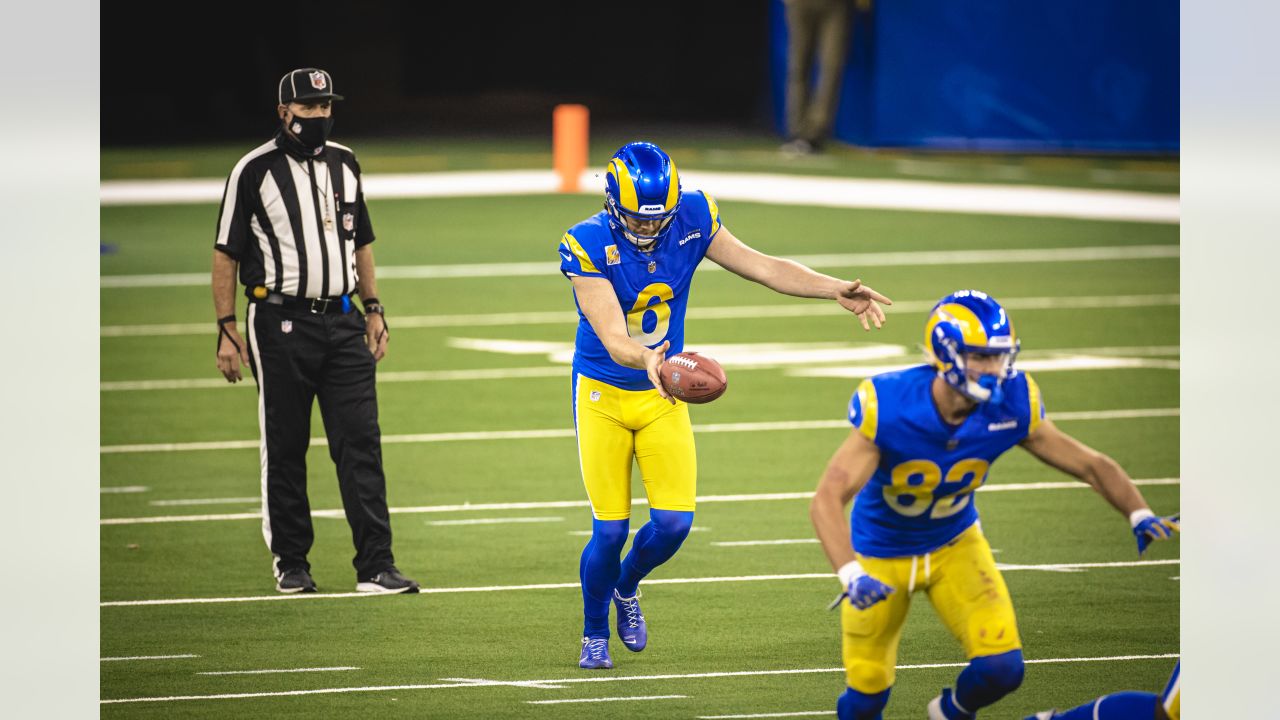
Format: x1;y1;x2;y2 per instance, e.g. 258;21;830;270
214;134;375;298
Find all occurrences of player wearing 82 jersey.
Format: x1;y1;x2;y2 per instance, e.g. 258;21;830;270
561;141;891;669
810;290;1179;720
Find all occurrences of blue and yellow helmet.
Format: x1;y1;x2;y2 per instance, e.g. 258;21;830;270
604;141;681;249
924;290;1020;404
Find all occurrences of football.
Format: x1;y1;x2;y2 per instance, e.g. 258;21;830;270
659;351;728;404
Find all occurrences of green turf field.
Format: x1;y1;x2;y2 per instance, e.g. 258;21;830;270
100;147;1178;718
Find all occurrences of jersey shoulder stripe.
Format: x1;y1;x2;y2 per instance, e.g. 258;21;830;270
1026;373;1045;435
848;377;880;443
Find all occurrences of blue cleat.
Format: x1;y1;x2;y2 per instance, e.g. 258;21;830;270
613;589;648;652
578;636;613;669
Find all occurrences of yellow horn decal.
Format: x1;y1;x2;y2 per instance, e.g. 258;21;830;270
608;159;639;212
665;161;680;211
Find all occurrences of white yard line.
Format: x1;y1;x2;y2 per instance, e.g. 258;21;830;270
197;667;359;676
101;485;149;493
101;477;1178;527
714;539;820;547
100;560;1178;608
426;516;563;526
98;407;1179;455
101;654;199;662
101;292;1180;339
101;245;1177;290
99;343;1182;395
150;497;259;507
701;707;829;712
99;652;1178;704
526;694;687;705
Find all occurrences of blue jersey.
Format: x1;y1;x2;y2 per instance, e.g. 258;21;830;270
559;190;722;390
847;365;1046;557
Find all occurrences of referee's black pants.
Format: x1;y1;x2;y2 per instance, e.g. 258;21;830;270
246;301;396;580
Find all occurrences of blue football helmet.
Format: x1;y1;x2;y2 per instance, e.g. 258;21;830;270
604;142;681;250
924;290;1020;404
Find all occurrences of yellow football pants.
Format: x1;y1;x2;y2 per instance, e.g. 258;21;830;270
841;524;1022;693
573;374;697;520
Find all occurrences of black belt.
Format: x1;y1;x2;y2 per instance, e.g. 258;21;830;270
257;292;354;315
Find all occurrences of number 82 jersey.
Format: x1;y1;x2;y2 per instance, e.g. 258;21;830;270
559;190;722;390
848;365;1046;557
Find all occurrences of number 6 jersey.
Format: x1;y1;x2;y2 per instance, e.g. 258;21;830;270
847;365;1046;557
559;190;722;390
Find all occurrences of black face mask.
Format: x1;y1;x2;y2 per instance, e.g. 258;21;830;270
284;114;334;155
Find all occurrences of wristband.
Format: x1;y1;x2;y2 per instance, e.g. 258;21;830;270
362;297;384;315
1129;508;1156;528
837;560;865;589
216;314;241;354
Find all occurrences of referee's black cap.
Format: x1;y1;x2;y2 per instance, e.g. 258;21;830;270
278;68;344;105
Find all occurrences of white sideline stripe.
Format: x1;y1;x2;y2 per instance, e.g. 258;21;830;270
197;667;359;676
701;707;829;712
101;244;1177;290
100;367;568;390
526;694;687;705
101;485;149;493
101;654;199;662
97;407;1179;455
100;560;1178;608
99;653;1178;704
426;516;563;526
150;497;259;507
100;477;1178;527
100;292;1180;339
100;169;1179;223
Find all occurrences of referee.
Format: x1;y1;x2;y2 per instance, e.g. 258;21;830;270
211;67;418;595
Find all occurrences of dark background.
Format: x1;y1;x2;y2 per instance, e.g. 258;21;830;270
103;1;773;145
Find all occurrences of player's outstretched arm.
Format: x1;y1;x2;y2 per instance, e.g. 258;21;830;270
570;276;674;403
1020;419;1179;554
811;431;894;609
705;226;891;331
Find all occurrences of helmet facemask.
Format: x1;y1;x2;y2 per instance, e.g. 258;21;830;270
605;196;676;251
603;142;682;251
925;291;1020;405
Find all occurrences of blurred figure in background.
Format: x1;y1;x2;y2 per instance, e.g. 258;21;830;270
782;0;857;155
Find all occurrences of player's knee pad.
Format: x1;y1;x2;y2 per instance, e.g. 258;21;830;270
968;649;1025;696
837;686;890;720
845;660;893;696
650;509;694;543
590;518;631;553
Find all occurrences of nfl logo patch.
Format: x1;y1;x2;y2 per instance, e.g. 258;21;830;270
281;320;293;334
343;213;354;231
605;244;620;266
647;261;657;273
309;71;327;90
590;391;601;402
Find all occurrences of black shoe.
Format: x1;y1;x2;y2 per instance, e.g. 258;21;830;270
357;566;420;594
276;568;317;594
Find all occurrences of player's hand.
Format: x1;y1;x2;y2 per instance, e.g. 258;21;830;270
1132;511;1180;555
835;279;891;331
830;560;895;610
644;340;675;404
216;325;250;383
365;312;389;362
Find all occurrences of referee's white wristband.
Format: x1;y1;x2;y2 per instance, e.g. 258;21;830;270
1129;508;1156;528
837;560;866;589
